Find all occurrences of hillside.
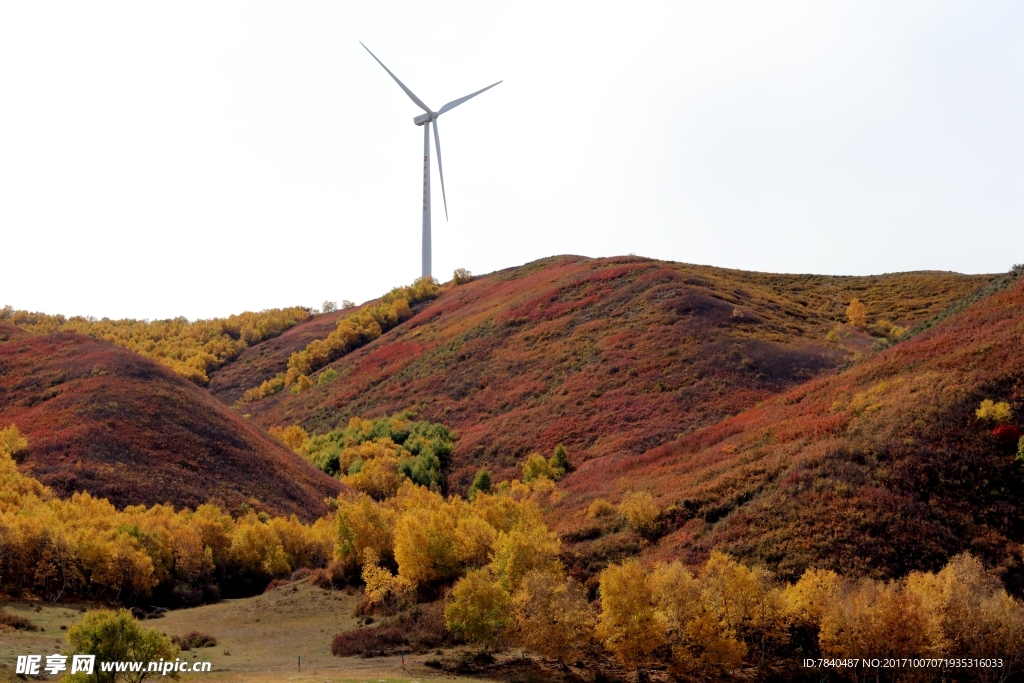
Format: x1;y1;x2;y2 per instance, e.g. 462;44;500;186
207;307;355;404
226;256;993;494
0;331;342;520
556;269;1024;591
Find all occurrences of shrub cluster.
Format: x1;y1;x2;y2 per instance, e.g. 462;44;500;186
302;413;455;494
331;601;457;657
171;631;218;650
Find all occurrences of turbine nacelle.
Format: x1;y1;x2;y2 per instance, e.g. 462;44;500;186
413;112;433;126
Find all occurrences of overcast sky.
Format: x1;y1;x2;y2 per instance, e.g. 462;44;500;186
2;1;1021;320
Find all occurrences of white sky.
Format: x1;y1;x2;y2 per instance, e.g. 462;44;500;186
1;1;1021;320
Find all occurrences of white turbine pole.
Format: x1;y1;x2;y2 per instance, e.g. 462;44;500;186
422;121;431;278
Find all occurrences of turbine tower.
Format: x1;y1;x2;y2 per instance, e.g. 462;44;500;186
361;42;501;278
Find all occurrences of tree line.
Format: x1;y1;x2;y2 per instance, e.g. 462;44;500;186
2;422;1022;679
1;305;310;386
239;277;441;403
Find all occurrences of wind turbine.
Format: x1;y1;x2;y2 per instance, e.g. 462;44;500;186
361;42;501;278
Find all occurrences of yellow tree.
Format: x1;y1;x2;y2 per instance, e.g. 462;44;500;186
444;568;512;650
510;569;595;664
490;524;562;592
596;560;668;670
648;560;745;673
393;500;461;586
782;567;842;631
699;552;786;668
335;494;395;570
846;299;867;328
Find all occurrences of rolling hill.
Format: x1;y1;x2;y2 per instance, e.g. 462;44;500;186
0;330;342;521
557;267;1024;591
224;256;994;495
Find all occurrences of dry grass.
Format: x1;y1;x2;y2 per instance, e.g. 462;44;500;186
0;598;91;683
0;587;491;683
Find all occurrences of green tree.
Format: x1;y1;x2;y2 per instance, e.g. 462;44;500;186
468;468;492;500
551;444;571;476
66;609;179;682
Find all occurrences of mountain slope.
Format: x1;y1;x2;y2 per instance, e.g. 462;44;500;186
0;331;343;520
557;270;1024;590
228;256;993;493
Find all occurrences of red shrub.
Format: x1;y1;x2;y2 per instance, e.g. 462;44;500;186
992;424;1023;444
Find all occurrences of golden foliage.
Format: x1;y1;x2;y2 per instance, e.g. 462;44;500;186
491;525;562;592
587;497;616;519
510;570;594;663
8;307;309;385
846;298;867;328
976;399;1012;423
0;424;28;459
618;491;660;535
269;424;309;454
444;567;512;649
0;441;329;602
596;559;668;668
278;277;440;388
343;454;404;500
239;373;286;404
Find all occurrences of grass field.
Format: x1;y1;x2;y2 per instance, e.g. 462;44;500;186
0;583;496;683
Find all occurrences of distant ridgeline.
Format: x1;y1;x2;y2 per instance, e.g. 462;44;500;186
239;277;442;404
0;305;310;386
271;412;455;497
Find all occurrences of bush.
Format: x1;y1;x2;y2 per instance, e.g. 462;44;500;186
0;610;37;631
0;424;28;459
331;626;407;657
290;567;313;582
618;491;660;535
521;453;557;482
263;578;291;593
66;609;179;680
333;601;456;657
1018;436;1024;463
992;424;1023;445
453;268;473;285
976;399;1012;423
587;498;616;519
171;631;218;651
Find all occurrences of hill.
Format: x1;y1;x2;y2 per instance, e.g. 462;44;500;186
556;268;1024;591
0;331;342;520
227;256;994;494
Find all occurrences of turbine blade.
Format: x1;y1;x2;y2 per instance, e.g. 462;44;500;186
360;42;432;114
437;81;502;116
433;118;448;220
